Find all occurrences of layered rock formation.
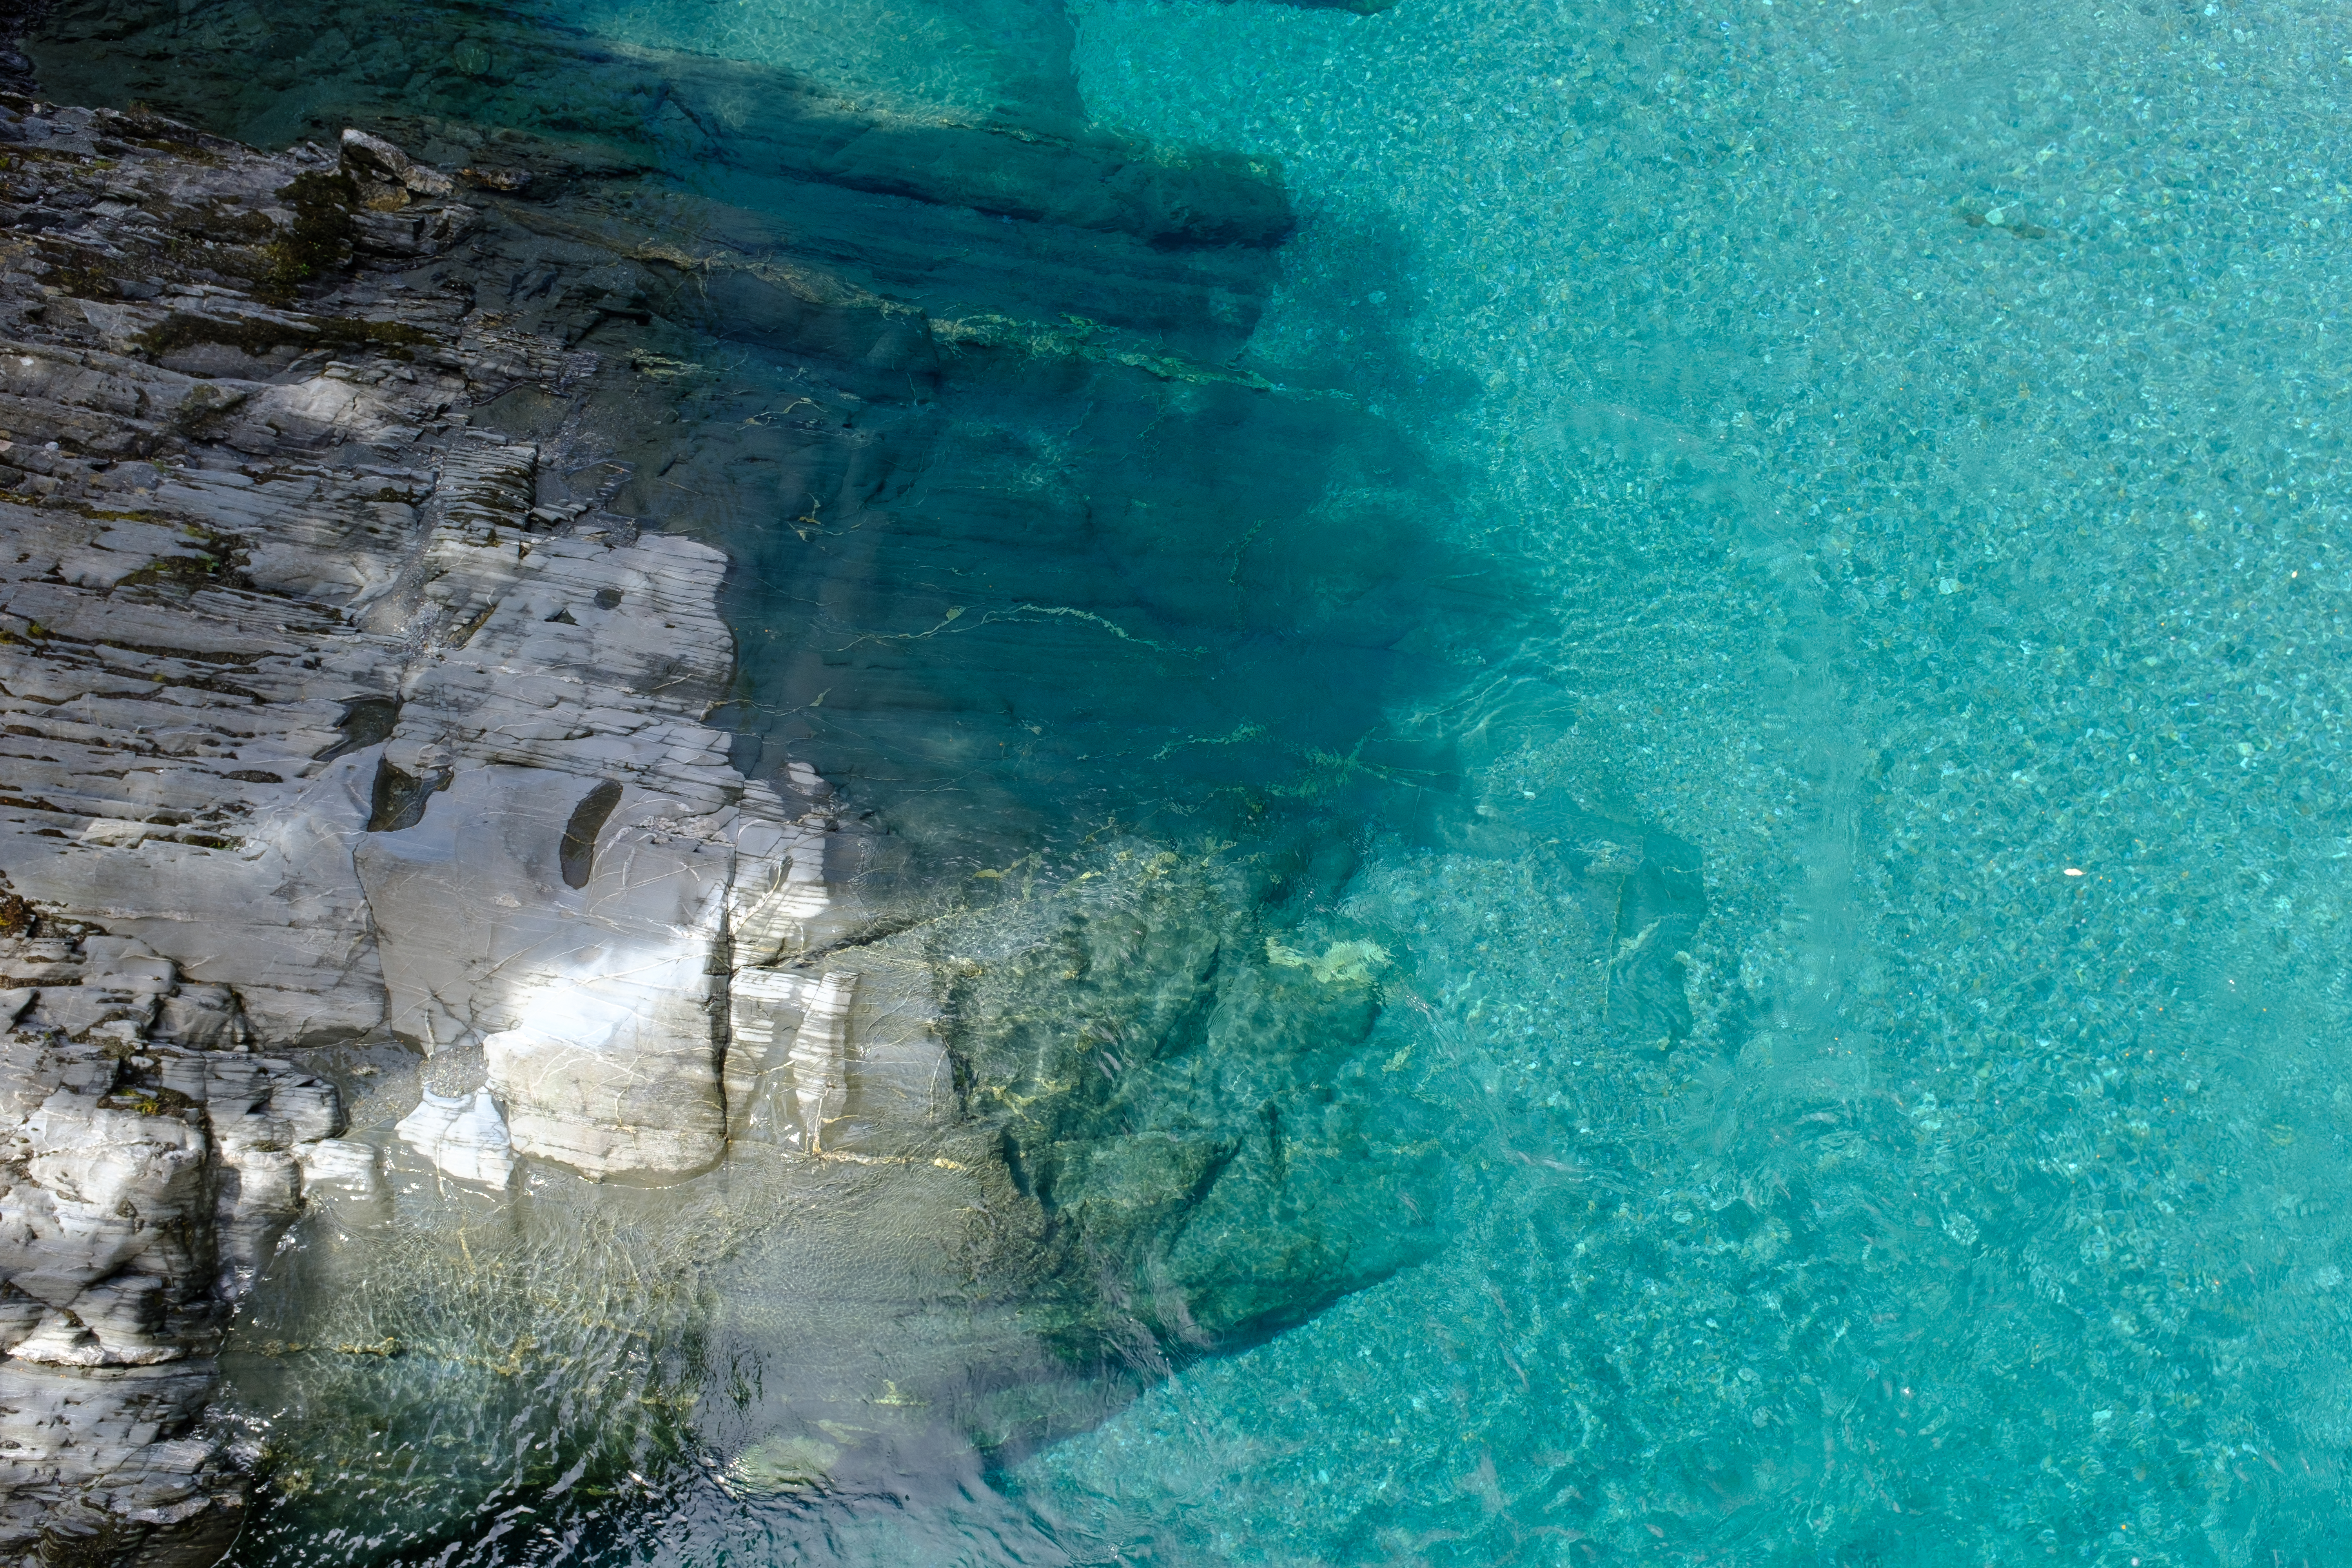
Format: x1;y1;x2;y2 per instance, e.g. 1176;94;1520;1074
0;98;882;1559
0;926;365;1564
0;108;872;1171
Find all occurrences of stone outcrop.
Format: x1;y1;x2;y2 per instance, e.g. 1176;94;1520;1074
0;96;884;1558
0;98;873;1176
0;924;368;1563
391;1088;512;1186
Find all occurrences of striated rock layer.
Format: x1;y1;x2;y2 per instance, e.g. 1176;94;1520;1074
0;99;881;1559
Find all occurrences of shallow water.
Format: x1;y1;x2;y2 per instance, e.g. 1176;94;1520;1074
32;0;2352;1562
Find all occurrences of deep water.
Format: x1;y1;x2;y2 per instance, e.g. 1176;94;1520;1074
31;0;2352;1563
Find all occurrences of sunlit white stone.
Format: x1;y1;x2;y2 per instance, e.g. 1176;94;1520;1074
394;1089;517;1188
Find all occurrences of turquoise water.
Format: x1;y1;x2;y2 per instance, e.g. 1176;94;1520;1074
35;0;2352;1562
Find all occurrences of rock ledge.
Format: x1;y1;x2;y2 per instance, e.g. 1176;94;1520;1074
0;98;867;1561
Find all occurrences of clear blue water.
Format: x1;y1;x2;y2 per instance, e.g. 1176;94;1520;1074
37;0;2352;1562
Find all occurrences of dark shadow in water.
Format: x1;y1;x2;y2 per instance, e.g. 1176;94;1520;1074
634;235;1496;869
33;0;1286;357
31;8;1509;872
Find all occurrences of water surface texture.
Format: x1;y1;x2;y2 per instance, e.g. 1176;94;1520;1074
33;0;2352;1563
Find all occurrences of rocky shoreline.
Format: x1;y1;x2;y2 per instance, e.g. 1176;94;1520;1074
0;29;1684;1559
0;98;898;1561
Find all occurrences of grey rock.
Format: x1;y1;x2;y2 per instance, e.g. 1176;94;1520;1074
0;929;340;1555
339;128;456;207
0;97;873;1557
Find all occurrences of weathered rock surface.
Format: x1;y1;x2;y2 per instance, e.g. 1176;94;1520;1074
0;96;887;1559
0;98;883;1166
0;922;364;1563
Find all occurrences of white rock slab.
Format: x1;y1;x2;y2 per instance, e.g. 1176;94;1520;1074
394;1090;517;1188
